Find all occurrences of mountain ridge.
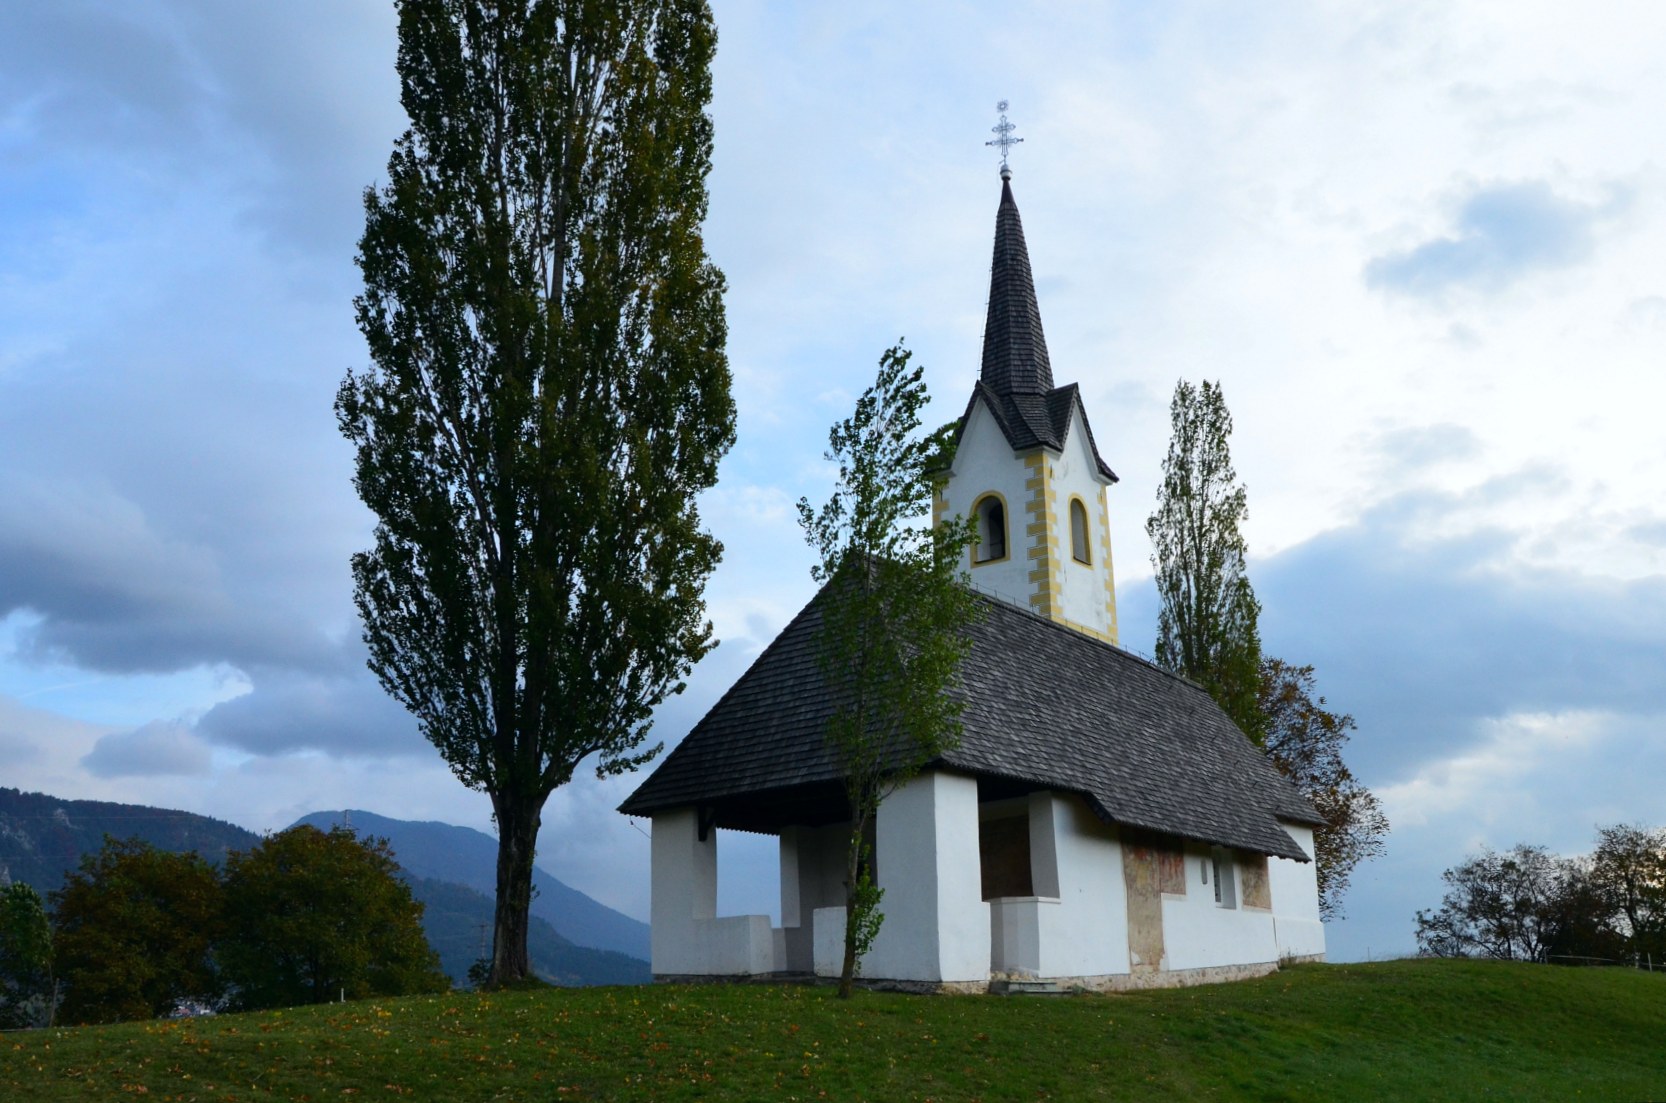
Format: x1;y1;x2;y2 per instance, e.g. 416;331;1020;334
0;789;649;986
292;809;650;962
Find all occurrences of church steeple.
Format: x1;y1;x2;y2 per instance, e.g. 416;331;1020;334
980;178;1055;398
936;121;1121;645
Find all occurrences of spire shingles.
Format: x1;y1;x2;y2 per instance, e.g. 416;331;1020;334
981;178;1054;397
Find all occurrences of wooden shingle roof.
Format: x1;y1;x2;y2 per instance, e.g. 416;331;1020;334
981;178;1054;398
620;586;1321;862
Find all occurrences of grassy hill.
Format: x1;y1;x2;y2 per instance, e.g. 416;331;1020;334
4;959;1664;1100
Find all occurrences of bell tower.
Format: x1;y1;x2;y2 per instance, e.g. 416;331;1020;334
935;107;1121;644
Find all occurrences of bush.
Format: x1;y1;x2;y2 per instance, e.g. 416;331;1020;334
219;825;447;1009
51;839;223;1024
0;882;54;1027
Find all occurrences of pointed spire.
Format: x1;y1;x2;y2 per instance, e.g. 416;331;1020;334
980;177;1054;397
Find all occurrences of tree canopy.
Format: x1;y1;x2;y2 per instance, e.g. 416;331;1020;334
1259;657;1388;919
50;838;223;1025
339;0;733;984
1416;825;1666;966
1146;379;1263;742
0;882;54;1029
220;825;447;1009
796;343;981;997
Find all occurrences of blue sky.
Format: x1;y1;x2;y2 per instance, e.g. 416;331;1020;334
1;0;1664;965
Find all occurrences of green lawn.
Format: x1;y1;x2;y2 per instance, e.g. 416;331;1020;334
3;958;1662;1101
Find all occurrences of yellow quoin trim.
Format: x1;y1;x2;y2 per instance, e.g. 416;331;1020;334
931;475;949;529
1098;485;1119;645
1022;452;1063;620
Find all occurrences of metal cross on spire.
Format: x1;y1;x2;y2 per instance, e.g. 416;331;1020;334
986;100;1023;179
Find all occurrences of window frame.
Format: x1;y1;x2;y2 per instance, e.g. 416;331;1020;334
1068;496;1092;565
971;492;1010;565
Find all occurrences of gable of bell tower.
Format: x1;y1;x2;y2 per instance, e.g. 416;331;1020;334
935;174;1120;645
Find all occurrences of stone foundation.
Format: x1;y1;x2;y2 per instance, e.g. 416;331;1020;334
655;955;1326;995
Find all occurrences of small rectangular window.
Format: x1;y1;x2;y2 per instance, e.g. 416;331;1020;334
1210;846;1237;909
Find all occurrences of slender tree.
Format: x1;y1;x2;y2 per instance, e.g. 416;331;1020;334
1259;658;1388;919
797;344;981;998
1146;379;1264;741
339;0;733;985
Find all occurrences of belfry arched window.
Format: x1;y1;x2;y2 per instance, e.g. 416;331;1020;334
1069;498;1091;565
973;494;1007;564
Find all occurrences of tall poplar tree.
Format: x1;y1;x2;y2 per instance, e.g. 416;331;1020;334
797;344;981;998
338;0;733;985
1146;379;1264;742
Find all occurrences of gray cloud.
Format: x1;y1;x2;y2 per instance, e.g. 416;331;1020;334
1365;181;1619;296
1119;471;1666;958
0;474;340;676
0;4;209;165
1253;498;1666;782
193;656;426;758
1628;519;1666;549
82;719;212;778
1371;423;1480;472
0;2;400;260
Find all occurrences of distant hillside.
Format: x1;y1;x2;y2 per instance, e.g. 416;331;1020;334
293;810;651;962
410;875;648;987
0;790;648;988
0;787;259;892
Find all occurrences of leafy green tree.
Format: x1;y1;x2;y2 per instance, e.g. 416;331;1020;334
1539;856;1628;965
1259;658;1388;919
1415;844;1573;961
797;343;981;998
0;882;54;1028
50;838;222;1024
220;826;447;1009
1590;823;1666;965
339;0;733;985
1146;379;1264;742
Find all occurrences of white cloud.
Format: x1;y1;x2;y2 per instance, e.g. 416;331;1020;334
2;0;1665;954
1377;709;1611;830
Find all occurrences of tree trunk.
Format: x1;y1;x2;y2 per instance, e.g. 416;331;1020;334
488;792;544;986
838;838;859;1000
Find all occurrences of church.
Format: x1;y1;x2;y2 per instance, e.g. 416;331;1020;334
618;159;1326;992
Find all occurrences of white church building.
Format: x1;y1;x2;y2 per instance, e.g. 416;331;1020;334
618;168;1326;992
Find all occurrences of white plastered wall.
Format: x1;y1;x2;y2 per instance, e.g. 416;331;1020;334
1033;793;1130;979
648;809;774;976
940;398;1035;608
1160;841;1279;971
778;823;849;973
856;770;990;983
990;792;1132;979
1269;822;1327;959
1047;404;1118;642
